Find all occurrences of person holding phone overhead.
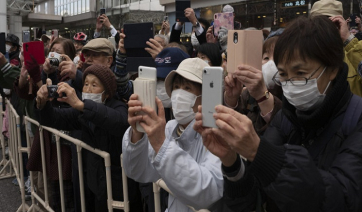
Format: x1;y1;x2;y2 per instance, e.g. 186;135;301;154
94;10;120;46
123;58;225;212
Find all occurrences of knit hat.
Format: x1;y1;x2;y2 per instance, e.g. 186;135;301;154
82;38;114;56
83;64;117;98
223;5;234;13
164;58;209;97
310;0;343;17
6;34;20;47
155;47;189;79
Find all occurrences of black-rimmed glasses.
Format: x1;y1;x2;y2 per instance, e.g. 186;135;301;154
272;65;323;86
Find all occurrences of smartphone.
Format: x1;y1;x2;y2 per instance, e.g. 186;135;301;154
23;31;30;43
0;32;5;55
227;30;263;74
52;29;59;39
133;66;157;133
164;16;168;22
350;14;357;28
202;67;224;128
100;8;106;15
47;85;59;98
80;53;85;62
176;0;191;22
23;41;45;64
213;13;234;36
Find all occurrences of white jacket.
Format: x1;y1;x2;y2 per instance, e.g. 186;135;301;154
122;120;224;212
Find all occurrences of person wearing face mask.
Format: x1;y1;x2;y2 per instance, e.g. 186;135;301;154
197;43;222;67
5;33;21;67
223;30;283;135
35;64;143;212
195;15;362;212
123;58;224;212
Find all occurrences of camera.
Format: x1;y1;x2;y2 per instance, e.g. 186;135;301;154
47;85;59;98
49;57;62;67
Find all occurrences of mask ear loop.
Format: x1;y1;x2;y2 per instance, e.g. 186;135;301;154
101;90;107;104
317;66;330;94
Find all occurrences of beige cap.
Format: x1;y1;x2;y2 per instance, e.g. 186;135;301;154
82;38;114;56
310;0;343;17
41;34;51;43
164;58;210;98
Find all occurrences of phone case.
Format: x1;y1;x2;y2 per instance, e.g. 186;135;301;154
227;30;263;74
124;22;154;58
134;66;157;133
23;31;30;43
213;13;234;36
52;30;59;38
0;32;5;55
176;0;191;22
23;41;45;65
202;67;224;128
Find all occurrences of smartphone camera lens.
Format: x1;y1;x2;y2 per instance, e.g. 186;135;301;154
204;70;207;74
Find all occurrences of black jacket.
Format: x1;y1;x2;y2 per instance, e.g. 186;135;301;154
35;98;128;200
223;64;362;212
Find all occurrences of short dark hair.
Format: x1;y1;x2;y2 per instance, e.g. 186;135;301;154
263;36;279;55
274;16;344;70
49;38;77;60
197;43;222;66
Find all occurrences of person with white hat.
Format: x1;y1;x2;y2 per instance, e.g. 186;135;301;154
123;58;224;212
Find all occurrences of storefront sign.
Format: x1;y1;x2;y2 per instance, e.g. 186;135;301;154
281;0;306;8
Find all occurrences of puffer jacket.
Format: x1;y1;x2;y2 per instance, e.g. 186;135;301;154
223;64;362;212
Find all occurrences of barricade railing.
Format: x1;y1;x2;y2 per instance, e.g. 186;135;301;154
24;115;130;212
0;96;16;180
3;98;30;211
153;179;210;212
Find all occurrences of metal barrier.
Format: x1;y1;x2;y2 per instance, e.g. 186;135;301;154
0;96;129;212
24;115;130;212
153;179;210;212
0;96;16;180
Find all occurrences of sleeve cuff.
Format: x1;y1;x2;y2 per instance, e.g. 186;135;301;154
344;37;359;52
222;156;245;182
194;26;204;36
110;26;118;37
1;62;11;73
94;31;101;38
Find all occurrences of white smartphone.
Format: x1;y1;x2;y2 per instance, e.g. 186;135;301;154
202;67;224;128
133;66;157;133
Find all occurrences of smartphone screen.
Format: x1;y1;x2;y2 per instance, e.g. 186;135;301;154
23;31;30;43
164;16;168;22
100;8;106;15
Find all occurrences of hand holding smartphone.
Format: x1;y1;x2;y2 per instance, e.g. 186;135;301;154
51;29;59;39
133;66;157;133
100;8;106;23
202;67;224;128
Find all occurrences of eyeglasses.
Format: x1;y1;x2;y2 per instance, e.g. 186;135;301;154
272;65;322;86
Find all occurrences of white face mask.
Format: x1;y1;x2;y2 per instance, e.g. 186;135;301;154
262;60;278;90
48;52;61;59
82;91;105;104
3;88;11;95
282;66;331;111
171;89;200;125
6;44;11;53
157;80;171;108
191;33;200;47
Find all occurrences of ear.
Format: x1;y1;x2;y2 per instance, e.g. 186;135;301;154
328;67;339;81
107;56;113;67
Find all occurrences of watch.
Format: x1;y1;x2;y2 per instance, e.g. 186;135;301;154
343;33;355;47
193;22;200;28
256;91;270;103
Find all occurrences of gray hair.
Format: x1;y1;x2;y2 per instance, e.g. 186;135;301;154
154;34;169;46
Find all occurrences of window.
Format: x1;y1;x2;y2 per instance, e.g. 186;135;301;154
45;2;48;14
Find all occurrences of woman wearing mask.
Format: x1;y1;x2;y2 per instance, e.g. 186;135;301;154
123;58;224;212
35;64;142;212
197;43;222;67
223;30;283;135
195;15;362;212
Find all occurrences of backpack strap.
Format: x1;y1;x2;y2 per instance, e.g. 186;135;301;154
341;94;362;136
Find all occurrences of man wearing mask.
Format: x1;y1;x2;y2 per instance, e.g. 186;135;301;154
6;33;21;67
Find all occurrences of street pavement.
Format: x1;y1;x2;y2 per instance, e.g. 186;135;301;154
0;149;30;212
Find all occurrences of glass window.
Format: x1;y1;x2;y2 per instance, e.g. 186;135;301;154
45;2;48;14
86;0;90;12
78;0;81;14
82;0;85;13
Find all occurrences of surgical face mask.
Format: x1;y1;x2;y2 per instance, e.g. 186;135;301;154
73;56;80;65
282;66;331;111
48;52;61;59
262;60;278;89
171;89;200;125
203;60;210;65
82;91;105;104
157;81;171;108
6;44;11;53
3;88;11;95
191;33;200;47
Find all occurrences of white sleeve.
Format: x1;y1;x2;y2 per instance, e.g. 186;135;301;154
152;136;223;210
94;31;101;38
122;127;161;183
174;22;183;30
194;25;204;36
110;25;117;37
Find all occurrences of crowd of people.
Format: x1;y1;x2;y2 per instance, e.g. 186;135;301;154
1;0;362;211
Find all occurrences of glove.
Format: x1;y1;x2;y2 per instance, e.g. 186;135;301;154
25;56;41;83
